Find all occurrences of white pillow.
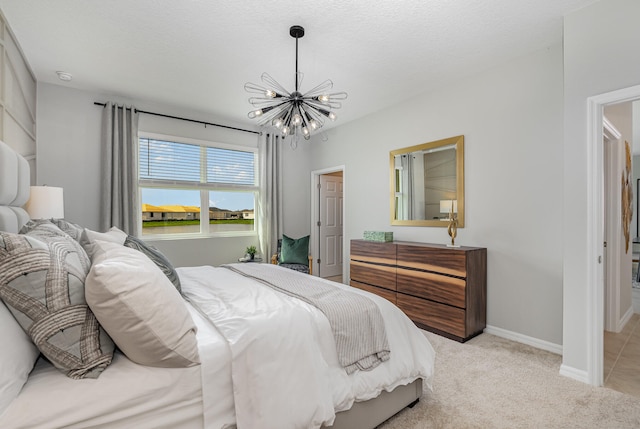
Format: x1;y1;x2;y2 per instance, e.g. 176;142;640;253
82;226;127;247
80;227;181;292
85;240;199;368
0;300;39;416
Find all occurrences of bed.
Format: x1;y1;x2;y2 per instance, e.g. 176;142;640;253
0;139;435;429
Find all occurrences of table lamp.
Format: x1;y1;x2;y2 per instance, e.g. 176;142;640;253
24;186;64;219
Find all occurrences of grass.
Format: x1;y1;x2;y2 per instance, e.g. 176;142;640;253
143;219;254;228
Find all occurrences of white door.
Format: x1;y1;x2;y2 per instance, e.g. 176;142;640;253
319;173;343;278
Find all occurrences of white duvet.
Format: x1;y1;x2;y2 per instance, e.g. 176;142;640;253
179;265;435;429
0;265;435;429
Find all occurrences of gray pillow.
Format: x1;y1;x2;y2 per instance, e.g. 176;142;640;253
0;226;114;379
77;226;181;293
124;235;182;293
18;218;53;234
50;218;85;241
21;220;90;269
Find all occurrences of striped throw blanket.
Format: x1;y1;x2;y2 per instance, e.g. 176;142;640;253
223;263;390;374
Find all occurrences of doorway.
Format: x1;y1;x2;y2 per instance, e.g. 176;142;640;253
310;166;345;282
601;102;640;396
587;84;640;387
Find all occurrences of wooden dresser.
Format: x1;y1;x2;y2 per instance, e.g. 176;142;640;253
350;239;487;342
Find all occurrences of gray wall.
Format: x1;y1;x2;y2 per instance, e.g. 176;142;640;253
310;44;565;347
0;11;36;180
36;82;311;267
563;0;640;376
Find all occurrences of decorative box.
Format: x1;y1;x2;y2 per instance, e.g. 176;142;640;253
363;231;393;242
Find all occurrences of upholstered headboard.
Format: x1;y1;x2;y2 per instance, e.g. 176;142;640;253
0;140;30;233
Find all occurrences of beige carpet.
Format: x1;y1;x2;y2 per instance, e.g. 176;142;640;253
378;331;640;429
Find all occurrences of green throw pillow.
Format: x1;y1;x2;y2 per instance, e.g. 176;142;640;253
280;234;309;266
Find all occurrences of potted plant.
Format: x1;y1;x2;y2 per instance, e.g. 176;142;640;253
246;245;257;260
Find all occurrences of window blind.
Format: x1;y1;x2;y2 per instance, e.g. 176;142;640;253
139;138;255;185
207;147;255;185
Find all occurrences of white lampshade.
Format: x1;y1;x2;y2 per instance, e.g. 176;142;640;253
439;199;458;214
24;186;65;219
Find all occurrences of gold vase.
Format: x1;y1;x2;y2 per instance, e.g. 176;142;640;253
447;206;459;248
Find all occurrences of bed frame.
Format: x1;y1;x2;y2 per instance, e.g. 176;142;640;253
330;378;422;428
0;140;30;233
0;138;422;428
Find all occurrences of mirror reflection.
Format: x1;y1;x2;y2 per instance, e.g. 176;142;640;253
390;135;464;227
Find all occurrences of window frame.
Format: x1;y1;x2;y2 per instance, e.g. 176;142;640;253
138;132;259;240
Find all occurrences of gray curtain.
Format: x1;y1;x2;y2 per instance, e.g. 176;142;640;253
257;133;283;260
100;102;140;235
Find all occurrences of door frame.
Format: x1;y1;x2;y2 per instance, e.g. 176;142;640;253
587;84;640;386
310;165;346;279
603;116;622;333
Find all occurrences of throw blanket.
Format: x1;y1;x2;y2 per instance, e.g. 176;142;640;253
223;263;390;373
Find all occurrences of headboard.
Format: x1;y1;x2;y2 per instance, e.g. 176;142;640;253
0;140;30;233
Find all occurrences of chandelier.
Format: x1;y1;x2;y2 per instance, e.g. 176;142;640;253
245;25;347;147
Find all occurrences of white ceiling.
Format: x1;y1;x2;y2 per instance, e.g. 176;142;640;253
0;0;597;130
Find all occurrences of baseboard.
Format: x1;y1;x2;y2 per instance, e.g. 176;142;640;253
484;325;563;355
617;306;634;332
483;326;593;385
559;364;589;384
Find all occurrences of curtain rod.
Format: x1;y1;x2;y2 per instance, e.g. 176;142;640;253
93;102;262;136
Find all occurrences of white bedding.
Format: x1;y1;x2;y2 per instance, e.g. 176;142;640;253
0;302;233;429
0;265;435;429
179;264;435;429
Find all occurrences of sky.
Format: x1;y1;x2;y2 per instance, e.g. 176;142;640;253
141;188;255;211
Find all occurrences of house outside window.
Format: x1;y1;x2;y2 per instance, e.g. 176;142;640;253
138;134;258;238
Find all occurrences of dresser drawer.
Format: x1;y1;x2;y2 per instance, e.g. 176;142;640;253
350;260;396;291
396;243;467;278
351;240;396;265
397;293;466;339
396;267;466;308
350;280;397;305
350;239;486;343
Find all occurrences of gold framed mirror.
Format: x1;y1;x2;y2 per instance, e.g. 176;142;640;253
390;135;464;227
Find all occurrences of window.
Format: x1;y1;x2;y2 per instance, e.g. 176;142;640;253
138;135;258;238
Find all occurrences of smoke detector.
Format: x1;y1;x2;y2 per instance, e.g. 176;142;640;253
56;71;72;81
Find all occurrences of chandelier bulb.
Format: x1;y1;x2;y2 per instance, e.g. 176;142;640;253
328;112;337;121
292;113;302;126
318;94;330;103
247;109;263;119
273;117;284;128
265;89;277;98
309;120;319;130
302;126;310;137
282;126;290;136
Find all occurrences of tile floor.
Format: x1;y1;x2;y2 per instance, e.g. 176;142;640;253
604;313;640;397
324;275;343;283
